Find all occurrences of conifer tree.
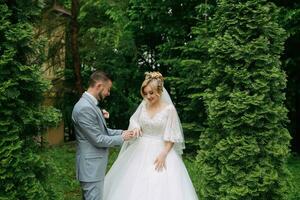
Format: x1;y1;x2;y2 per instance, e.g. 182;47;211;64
184;0;291;199
0;1;60;199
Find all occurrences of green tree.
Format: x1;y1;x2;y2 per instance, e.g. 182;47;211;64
168;1;216;155
187;0;291;199
78;0;142;129
0;1;61;199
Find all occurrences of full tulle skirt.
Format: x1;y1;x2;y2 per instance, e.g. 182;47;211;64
104;136;199;200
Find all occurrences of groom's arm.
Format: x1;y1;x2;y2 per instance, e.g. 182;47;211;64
76;107;123;148
107;128;122;136
101;109;123;136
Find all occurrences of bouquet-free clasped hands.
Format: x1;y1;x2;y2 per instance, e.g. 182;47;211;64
102;109;142;140
122;128;142;141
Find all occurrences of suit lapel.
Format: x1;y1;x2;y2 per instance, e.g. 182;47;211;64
82;93;108;129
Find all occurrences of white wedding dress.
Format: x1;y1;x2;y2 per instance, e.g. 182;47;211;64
104;101;198;200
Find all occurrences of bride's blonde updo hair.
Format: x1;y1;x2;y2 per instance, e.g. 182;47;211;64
141;71;164;97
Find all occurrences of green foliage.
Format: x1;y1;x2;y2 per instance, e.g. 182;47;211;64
166;2;216;154
181;0;292;199
77;0;143;129
0;1;61;199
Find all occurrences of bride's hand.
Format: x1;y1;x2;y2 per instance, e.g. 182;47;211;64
154;151;167;172
121;130;134;141
132;128;142;137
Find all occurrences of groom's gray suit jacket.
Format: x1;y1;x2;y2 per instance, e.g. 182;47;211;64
72;93;123;182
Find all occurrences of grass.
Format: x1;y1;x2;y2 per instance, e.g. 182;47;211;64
40;142;122;200
42;143;300;199
40;142;81;200
287;153;300;200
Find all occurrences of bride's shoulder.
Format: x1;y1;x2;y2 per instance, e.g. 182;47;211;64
162;103;175;112
140;100;147;107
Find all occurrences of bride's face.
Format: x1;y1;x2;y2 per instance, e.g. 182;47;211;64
143;85;160;105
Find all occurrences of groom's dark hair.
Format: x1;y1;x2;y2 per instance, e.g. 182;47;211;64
89;70;112;87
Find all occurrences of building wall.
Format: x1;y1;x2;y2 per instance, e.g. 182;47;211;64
40;24;66;145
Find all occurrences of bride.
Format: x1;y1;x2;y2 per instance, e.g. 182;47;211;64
104;72;198;200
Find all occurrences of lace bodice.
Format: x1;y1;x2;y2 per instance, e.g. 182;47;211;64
129;102;184;144
139;104;172;139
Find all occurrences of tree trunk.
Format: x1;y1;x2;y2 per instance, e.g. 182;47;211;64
71;0;84;95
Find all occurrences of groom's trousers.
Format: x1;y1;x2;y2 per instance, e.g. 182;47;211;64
80;181;104;200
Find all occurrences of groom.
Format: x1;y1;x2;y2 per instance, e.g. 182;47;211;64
72;70;133;200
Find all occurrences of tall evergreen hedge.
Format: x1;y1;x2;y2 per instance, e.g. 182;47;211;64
191;0;291;199
0;1;60;199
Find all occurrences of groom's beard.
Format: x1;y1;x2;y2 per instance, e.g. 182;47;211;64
98;89;105;101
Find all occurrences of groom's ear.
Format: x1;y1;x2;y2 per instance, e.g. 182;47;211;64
95;81;102;87
92;81;100;90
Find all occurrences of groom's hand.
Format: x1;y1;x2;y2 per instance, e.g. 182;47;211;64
121;130;134;141
102;109;109;119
